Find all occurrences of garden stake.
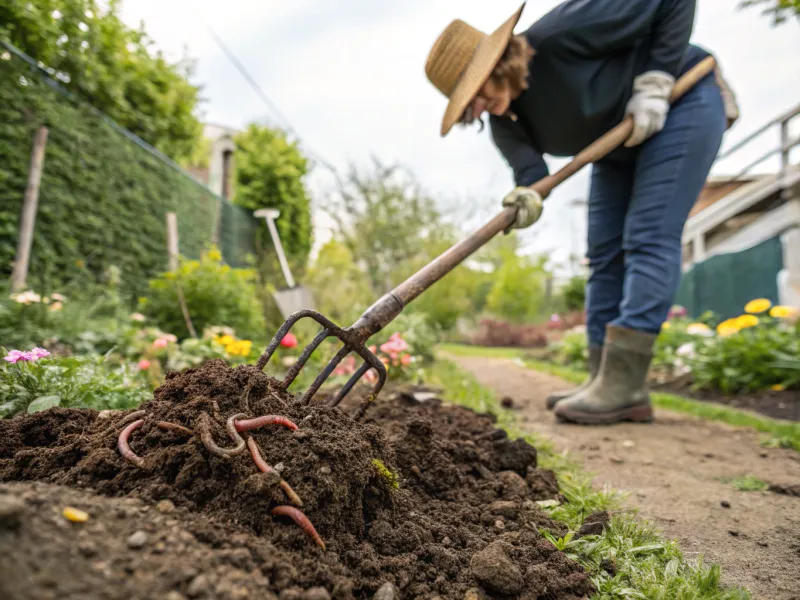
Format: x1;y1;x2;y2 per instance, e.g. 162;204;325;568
255;56;718;412
271;505;326;550
118;419;145;468
246;436;304;507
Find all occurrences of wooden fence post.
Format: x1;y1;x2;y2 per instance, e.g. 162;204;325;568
166;211;179;271
11;126;49;292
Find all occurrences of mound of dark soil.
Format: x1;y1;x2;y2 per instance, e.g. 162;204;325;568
0;359;593;600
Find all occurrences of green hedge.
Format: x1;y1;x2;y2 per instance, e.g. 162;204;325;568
0;46;258;302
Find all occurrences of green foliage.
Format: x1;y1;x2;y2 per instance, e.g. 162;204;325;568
371;459;399;490
0;351;149;417
0;49;257;300
560;275;586;312
554;330;588;369
0;0;203;161
687;317;800;393
485;243;548;323
376;312;439;365
139;246;265;340
233;122;313;274
723;475;768;492
738;0;800;25
305;240;371;325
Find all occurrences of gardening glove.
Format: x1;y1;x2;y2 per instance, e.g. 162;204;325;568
623;70;675;147
501;186;543;234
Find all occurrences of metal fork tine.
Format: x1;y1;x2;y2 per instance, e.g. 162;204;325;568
281;328;330;389
256;310;314;371
299;345;352;405
327;361;372;408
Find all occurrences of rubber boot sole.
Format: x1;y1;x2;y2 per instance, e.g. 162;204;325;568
554;402;654;425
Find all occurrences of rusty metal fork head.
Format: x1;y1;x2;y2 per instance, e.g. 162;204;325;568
256;309;387;409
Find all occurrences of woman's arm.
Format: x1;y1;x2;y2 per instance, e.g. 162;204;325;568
534;0;696;77
489;115;549;188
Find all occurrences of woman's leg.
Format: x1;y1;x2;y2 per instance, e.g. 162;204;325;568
555;73;728;424
545;161;633;409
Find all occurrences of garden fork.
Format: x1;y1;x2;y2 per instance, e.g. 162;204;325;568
256;56;718;414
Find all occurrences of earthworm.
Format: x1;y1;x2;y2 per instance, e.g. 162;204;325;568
97;409;146;440
271;505;325;551
211;400;223;424
246;436;303;507
156;421;194;436
118;419;145;468
234;415;298;433
196;413;246;459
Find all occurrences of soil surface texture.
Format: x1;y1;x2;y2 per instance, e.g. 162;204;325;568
449;354;800;600
0;359;594;600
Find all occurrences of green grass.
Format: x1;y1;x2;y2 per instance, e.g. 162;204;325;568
721;475;769;492
423;357;751;599
439;343;800;452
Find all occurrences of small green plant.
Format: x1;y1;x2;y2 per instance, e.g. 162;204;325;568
554;330;588;370
371;458;399;490
0;347;149;417
722;475;768;492
139;246;266;340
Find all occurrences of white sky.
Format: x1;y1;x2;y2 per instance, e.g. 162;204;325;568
120;1;800;275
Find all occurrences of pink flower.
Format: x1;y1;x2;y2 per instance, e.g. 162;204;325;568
333;355;356;376
400;354;412;366
4;350;31;364
28;347;51;360
152;338;168;349
280;333;298;349
364;369;378;384
380;333;408;355
138;359;151;370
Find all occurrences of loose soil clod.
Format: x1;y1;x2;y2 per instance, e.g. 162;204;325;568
0;359;594;599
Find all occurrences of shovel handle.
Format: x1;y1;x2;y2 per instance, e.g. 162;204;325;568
350;56;717;338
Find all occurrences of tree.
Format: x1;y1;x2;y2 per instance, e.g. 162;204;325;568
304;240;372;325
739;0;799;25
322;158;485;331
232;122;313;280
0;0;204;162
485;241;549;323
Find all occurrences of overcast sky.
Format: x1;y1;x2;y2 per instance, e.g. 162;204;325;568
119;0;799;274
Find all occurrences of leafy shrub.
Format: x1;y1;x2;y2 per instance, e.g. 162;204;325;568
554;331;589;369
0;347;149;417
560;276;587;311
377;312;439;365
139;246;265;340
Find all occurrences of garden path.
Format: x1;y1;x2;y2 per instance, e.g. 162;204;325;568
449;355;800;600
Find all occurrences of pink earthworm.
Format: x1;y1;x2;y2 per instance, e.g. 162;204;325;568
234;415;298;433
271;505;325;551
156;421;194;436
196;413;246;459
246;437;303;507
118;419;145;468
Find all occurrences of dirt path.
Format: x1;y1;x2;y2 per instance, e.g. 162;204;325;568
449;355;800;600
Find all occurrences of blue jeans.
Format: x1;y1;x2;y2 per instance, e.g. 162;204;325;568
585;73;727;348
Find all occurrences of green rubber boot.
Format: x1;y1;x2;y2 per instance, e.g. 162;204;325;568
545;345;602;410
554;324;656;424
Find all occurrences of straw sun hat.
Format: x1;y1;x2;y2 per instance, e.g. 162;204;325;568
425;2;526;137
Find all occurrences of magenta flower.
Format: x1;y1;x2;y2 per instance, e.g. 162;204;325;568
28;347;51;360
4;350;31;364
380;333;408;355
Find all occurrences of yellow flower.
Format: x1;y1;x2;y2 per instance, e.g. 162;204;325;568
215;334;235;346
686;322;711;334
661;322;671;330
744;298;771;314
735;314;759;329
207;248;222;262
771;384;785;392
769;305;798;319
716;319;740;337
225;339;253;357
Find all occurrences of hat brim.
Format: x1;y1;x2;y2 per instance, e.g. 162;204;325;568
440;3;526;137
